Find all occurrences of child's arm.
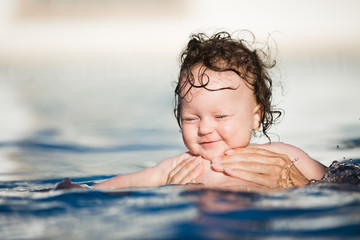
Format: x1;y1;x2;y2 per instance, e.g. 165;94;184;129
93;152;194;189
93;167;163;189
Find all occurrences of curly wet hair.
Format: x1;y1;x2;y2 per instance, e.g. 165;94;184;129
174;31;282;140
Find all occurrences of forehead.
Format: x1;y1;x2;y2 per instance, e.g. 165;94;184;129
180;64;248;100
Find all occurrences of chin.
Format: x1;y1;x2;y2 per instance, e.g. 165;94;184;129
187;146;227;160
200;151;225;160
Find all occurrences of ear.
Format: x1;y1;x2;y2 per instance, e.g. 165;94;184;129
252;104;262;130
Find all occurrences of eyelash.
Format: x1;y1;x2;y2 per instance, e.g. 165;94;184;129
182;115;229;122
216;115;228;119
182;117;197;122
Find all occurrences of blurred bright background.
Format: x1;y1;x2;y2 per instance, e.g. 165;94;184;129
0;0;359;180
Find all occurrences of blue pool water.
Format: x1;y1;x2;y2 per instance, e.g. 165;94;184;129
1;58;360;239
0;168;360;239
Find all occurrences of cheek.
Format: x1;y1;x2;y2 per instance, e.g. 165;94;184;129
219;120;252;145
219;123;237;140
181;125;196;145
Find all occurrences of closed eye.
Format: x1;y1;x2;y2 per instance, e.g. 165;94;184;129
215;115;228;119
182;116;198;122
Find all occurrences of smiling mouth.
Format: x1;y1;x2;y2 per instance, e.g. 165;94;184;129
200;140;220;145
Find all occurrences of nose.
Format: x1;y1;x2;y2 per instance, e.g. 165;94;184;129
198;118;214;135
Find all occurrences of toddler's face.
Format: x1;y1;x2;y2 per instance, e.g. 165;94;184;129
180;65;261;160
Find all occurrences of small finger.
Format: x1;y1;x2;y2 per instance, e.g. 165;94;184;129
167;157;202;184
170;163;203;184
167;157;196;183
167;158;189;184
177;163;203;184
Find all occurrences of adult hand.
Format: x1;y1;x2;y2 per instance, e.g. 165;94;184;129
166;156;204;185
211;148;309;189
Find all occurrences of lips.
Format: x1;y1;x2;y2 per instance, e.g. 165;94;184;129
200;140;221;145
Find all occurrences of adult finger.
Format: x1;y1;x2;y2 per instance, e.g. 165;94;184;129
226;148;290;163
225;147;284;157
223;168;279;188
236;148;308;186
223;163;308;188
212;161;281;175
214;152;288;168
227;148;309;186
289;164;310;186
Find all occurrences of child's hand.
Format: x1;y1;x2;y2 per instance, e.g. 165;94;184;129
211;148;309;189
166;156;204;184
55;178;84;190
